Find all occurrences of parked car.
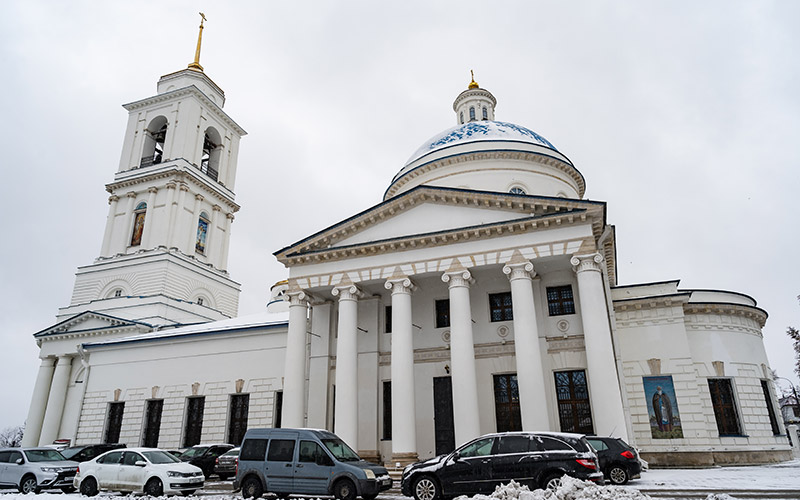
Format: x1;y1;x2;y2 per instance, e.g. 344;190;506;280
60;443;126;463
167;449;187;458
234;428;392;500
74;447;204;496
215;447;240;480
401;432;603;500
0;447;79;494
180;443;234;478
585;436;641;485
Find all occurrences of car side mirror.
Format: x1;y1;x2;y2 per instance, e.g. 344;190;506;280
451;452;461;462
15;458;23;465
135;461;147;467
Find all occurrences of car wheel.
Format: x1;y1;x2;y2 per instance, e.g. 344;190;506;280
61;486;77;493
19;475;39;494
241;477;263;499
144;477;164;497
79;477;98;497
412;475;440;500
362;495;378;500
542;473;563;491
333;478;357;500
608;465;629;485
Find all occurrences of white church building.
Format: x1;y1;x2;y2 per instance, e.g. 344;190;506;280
22;44;790;468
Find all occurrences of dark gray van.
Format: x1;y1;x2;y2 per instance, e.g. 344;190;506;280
234;428;392;500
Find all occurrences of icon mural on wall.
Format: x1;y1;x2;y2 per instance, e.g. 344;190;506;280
196;218;209;254
643;375;684;439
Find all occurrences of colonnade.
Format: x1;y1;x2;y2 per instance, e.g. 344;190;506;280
280;253;627;464
21;355;74;447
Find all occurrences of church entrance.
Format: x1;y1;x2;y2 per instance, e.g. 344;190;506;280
554;370;594;434
433;376;455;455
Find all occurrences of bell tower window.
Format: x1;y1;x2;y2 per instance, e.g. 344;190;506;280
200;127;222;182
482;107;488;120
141;116;168;168
196;212;210;254
130;202;147;246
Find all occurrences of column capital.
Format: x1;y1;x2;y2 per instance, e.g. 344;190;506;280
442;269;473;288
108;195;120;204
55;355;73;365
147;186;159;194
503;261;535;281
226;213;235;221
332;284;363;302
194;193;204;202
571;253;604;274
166;181;177;190
126;191;137;198
39;357;56;367
179;184;191;192
212;204;222;212
384;277;416;295
286;289;311;307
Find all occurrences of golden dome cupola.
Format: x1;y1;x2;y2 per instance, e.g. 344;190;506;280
453;71;497;125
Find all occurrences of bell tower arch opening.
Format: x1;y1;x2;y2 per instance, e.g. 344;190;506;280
141;116;168;167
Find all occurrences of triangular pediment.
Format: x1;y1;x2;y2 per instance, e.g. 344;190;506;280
34;311;153;339
274;186;607;264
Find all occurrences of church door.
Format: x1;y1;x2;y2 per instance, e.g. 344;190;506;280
228;394;250;446
493;374;521;432
554;370;594;434
433;376;455;455
143;399;163;447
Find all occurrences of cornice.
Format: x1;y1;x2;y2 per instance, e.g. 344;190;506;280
683;302;768;329
122;85;246;136
88;245;240;282
275;186;606;266
387;150;584;200
613;293;692;310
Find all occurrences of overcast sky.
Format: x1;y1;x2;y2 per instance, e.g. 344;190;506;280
1;1;798;431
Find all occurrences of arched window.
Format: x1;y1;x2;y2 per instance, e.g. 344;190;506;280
200;127;222;182
130;202;147;246
460;112;464;124
482;107;488;120
197;297;204;306
196;212;210;254
469;107;476;121
509;186;526;195
114;289;122;298
141;116;168;168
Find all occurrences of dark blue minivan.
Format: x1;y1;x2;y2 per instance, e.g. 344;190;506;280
234;428;392;500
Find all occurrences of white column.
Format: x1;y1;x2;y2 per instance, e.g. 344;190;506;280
209;205;221;264
140;187;158;248
163;182;177;244
220;213;234;270
503;260;550;431
442;269;481;446
571;253;629;440
331;284;361;449
174;184;189;251
281;290;310;428
124;191;137;247
385;277;418;465
39;356;73;445
187;194;203;256
21;358;56;447
100;195;119;257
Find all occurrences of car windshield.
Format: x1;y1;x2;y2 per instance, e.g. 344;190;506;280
180;446;209;459
222;449;240;457
60;447;83;460
142;451;181;464
321;439;360;461
26;450;66;462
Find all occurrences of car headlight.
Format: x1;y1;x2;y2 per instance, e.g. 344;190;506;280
167;471;182;478
40;467;59;473
364;469;375;479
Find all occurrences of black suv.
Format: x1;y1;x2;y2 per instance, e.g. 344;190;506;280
179;444;234;478
401;432;602;500
585;436;641;485
60;444;126;463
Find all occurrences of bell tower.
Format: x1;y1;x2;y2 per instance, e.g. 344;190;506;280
60;15;246;325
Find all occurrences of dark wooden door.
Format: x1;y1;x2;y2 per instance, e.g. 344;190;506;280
493;374;522;432
708;379;741;436
105;402;125;444
433;376;455;455
228;394;249;446
183;397;205;447
554;370;594;434
143;399;163;447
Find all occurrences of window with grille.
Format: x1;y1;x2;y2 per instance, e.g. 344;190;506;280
493;374;521;432
142;399;163;448
229;394;250;446
708;378;742;436
104;402;125;444
760;380;780;435
546;285;575;316
489;292;513;322
435;299;450;328
554;370;594;434
382;381;392;440
183;396;205;447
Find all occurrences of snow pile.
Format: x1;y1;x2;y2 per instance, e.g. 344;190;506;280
454;477;653;500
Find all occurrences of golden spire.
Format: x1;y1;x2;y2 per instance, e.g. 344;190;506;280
187;12;207;72
468;69;479;89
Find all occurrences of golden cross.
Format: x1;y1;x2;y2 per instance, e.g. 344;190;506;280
188;12;207;71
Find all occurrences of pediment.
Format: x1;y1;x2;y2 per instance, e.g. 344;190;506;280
34;311;152;339
274;186;606;264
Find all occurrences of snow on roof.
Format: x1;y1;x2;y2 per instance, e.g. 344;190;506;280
82;310;288;349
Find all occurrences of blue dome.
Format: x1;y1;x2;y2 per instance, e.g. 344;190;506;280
406;120;559;166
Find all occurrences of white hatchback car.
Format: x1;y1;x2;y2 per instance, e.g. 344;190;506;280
74;448;204;496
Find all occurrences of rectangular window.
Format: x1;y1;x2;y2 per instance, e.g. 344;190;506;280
547;285;575;316
267;439;295;462
708;378;742;436
382;381;392;440
385;306;392;333
240;438;268;461
760;380;781;435
493;374;521;432
555;370;594;434
229;394;250;446
435;299;450;328
489;292;513;322
104;402;125;444
142;399;163;448
183;396;205;447
274;391;283;428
